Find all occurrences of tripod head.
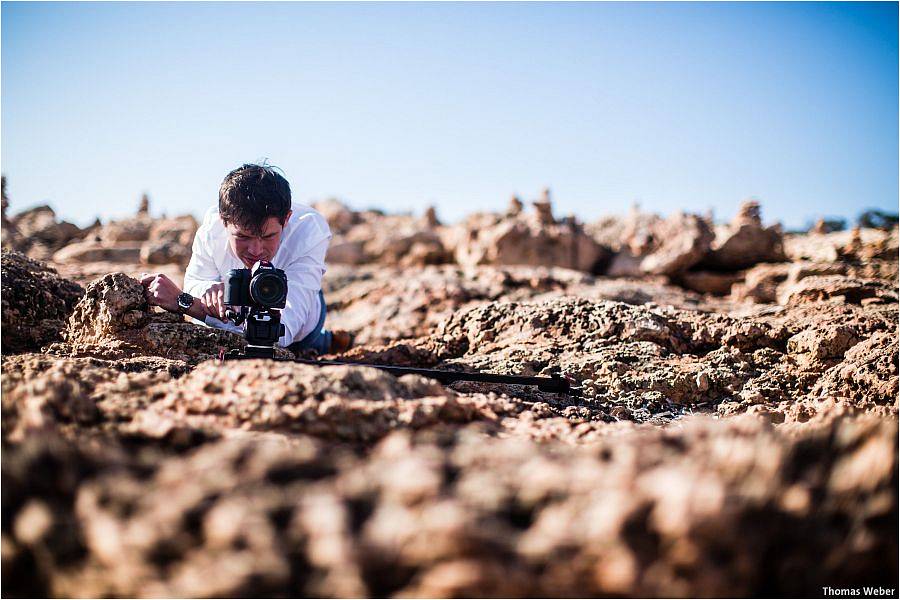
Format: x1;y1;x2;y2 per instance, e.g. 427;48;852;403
224;305;285;359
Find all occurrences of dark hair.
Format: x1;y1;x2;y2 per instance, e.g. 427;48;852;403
218;164;292;235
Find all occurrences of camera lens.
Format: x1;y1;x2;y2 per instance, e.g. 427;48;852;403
250;271;287;308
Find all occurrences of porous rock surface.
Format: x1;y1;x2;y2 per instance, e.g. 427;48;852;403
1;250;84;353
1;195;897;597
54;272;252;363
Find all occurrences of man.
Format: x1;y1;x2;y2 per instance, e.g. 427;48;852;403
141;163;352;354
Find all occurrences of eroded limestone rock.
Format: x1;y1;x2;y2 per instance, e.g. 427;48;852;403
57;273;250;362
639;212;715;276
2;196;898;599
135;360;517;442
701;200;786;270
1;250;84;353
778;275;898;307
450;201;608;273
53;241;142;265
5;204;87;259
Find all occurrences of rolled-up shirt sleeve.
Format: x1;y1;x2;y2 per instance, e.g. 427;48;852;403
183;211;223;298
203;314;245;335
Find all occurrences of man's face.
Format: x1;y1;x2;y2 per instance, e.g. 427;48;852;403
224;212;291;268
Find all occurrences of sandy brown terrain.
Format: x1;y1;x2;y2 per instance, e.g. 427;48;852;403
2;181;897;597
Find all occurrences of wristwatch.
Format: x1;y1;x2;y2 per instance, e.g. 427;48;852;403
176;292;194;314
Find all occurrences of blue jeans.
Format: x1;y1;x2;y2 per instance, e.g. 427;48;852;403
288;290;332;355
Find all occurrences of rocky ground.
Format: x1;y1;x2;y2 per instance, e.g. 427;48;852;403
1;181;898;597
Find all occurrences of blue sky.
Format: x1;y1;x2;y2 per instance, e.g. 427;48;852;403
2;1;897;229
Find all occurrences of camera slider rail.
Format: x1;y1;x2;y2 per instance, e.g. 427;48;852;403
221;348;574;395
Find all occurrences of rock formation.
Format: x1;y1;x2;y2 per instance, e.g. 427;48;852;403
1;191;897;598
450;198;609;273
1;250;84;353
51;272;266;363
700;200;786;270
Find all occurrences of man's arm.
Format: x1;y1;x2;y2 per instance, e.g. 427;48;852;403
140;273;212;322
277;235;330;347
183;215;223;299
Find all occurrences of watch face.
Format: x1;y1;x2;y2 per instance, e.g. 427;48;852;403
177;293;193;310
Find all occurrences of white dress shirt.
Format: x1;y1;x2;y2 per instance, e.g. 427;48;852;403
183;202;332;346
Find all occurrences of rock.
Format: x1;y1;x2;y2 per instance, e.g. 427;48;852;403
52;241;142;265
639;213;715;276
838;227;865;260
506;195;523;217
57;273;259;363
701;200;786;270
787;325;862;369
323;264;595;346
1;250;84;353
139;240;191;266
313;198;360;236
810;218;828;235
65;213;199;271
423;206;440;228
599;210;714;278
324;210;452;267
677;270;744;296
832;226;899;262
138;360;508;442
451;201;608;273
588;204;663;255
7;205;86;256
732;262;848;304
3;195;899;598
147;215;198;246
783;227;897;263
809;332;898;407
363;226;450;267
730;263;792;303
97;216;153;243
2;416;895;597
532;189;554;226
778;275;898;306
401;239;451;267
137;194;150;216
325;240;368;265
604;250;645;278
1;353;191;441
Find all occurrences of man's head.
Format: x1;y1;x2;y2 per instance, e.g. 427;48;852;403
219;164;293;268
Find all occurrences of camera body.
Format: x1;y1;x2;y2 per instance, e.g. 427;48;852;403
224;261;288;356
225;260;288;309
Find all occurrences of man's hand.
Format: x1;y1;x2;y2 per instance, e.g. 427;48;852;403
140;273;182;313
200;282;227;320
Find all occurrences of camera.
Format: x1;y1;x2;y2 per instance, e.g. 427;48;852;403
223;260;288;357
225;260;288;309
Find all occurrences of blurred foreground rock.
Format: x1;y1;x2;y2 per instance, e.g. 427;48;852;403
1;416;895;597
